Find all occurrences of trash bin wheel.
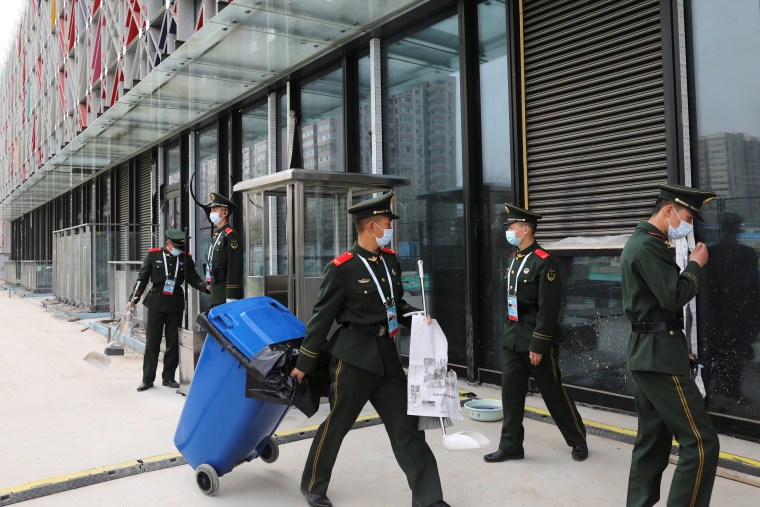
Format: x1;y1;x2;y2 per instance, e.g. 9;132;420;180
260;440;279;464
195;464;220;496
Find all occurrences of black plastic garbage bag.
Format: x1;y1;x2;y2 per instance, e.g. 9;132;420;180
245;341;331;418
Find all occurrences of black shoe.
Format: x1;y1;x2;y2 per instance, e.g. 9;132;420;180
572;442;588;461
136;382;154;392
162;379;180;388
427;501;452;507
300;486;332;507
483;448;525;462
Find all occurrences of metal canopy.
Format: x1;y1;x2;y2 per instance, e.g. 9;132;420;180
1;0;423;220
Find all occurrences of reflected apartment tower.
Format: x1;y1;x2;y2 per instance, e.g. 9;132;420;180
387;77;458;217
698;132;760;216
301;118;345;172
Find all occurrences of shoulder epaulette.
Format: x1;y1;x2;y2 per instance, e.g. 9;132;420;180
646;231;667;241
534;248;550;259
380;247;396;255
183;251;191;257
149;247;161;253
331;251;354;267
225;227;233;234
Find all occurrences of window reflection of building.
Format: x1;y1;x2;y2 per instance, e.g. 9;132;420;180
692;0;760;419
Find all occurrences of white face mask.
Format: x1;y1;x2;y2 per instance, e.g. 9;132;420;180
505;227;524;247
209;211;223;225
372;222;393;248
170;247;181;257
667;208;693;240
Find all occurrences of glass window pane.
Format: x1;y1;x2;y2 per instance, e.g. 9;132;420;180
195;126;219;311
477;0;514;370
166;144;181;186
386;13;465;364
301;67;344;172
242;103;269;180
358;55;372;173
692;0;760;418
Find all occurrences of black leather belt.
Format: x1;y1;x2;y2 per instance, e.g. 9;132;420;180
345;323;388;337
631;321;682;333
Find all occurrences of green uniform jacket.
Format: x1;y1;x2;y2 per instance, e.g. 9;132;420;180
502;241;563;355
620;221;701;375
295;243;419;376
132;248;208;313
207;224;244;305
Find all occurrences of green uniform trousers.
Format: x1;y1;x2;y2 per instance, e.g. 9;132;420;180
301;357;443;507
142;309;183;384
499;346;587;453
627;371;719;507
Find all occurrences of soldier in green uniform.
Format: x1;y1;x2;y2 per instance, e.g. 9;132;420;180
484;204;588;463
621;184;720;507
289;192;450;507
203;192;244;306
129;229;209;392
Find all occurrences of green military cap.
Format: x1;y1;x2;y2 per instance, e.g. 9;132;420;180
658;183;716;218
348;191;400;220
165;229;187;246
503;203;542;225
208;192;237;212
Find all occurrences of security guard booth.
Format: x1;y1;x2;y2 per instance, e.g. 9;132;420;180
233;169;408;323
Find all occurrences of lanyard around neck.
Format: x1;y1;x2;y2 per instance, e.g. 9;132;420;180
162;251;181;280
207;229;226;263
356;254;395;305
507;252;532;295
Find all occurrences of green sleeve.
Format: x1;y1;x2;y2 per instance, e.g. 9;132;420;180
131;252;153;303
530;256;561;355
225;231;244;300
185;255;208;293
296;262;345;374
638;241;700;312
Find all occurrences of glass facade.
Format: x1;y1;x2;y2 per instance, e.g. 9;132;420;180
9;0;760;436
386;12;466;365
692;0;760;419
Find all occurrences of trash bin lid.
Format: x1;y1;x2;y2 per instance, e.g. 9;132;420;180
207;297;305;360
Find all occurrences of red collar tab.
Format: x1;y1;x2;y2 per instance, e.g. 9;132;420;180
331;251;354;267
149;247;161;252
380;247;396;255
646;231;667;241
534;248;550;259
225;227;233;234
183;251;191;257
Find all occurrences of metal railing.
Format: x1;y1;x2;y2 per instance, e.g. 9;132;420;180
52;223;157;311
2;260;53;292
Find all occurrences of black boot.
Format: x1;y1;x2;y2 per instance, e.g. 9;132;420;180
300;486;332;507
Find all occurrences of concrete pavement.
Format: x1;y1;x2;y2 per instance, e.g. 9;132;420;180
1;288;758;506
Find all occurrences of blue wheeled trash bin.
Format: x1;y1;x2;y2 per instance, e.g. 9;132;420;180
174;296;305;496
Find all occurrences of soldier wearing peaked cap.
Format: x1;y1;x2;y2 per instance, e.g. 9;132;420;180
622;184;719;507
128;229;209;392
484;204;588;464
203;192;244;307
289;191;450;507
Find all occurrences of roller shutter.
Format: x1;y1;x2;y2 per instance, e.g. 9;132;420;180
117;164;130;261
522;0;669;239
138;152;155;252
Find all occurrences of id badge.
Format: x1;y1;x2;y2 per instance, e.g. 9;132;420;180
386;304;399;337
204;265;212;283
507;294;519;321
163;278;176;295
